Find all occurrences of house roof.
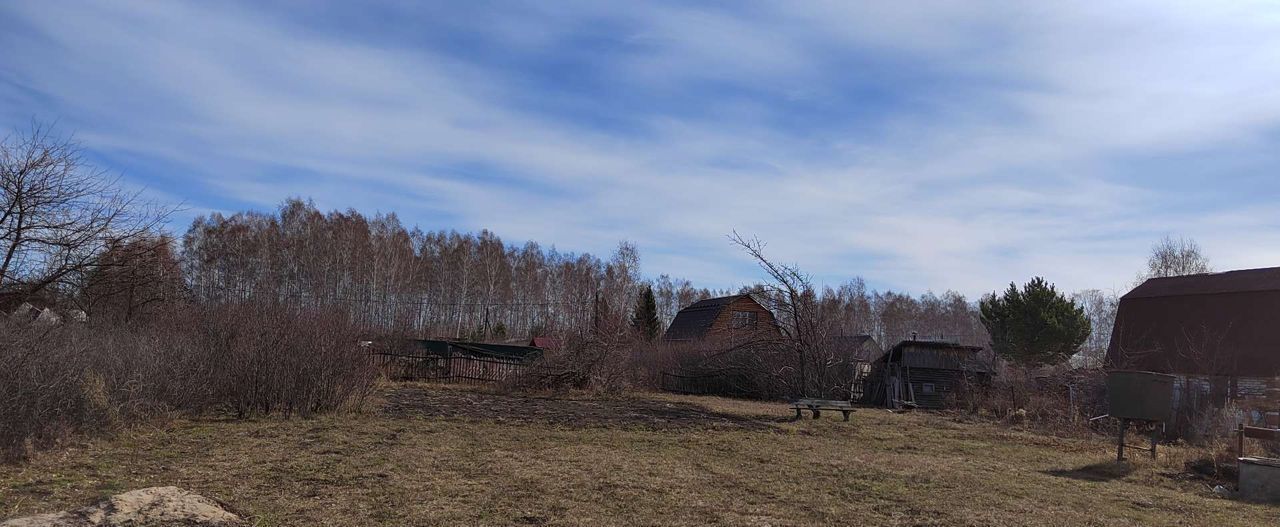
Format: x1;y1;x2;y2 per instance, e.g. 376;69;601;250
1123;267;1280;299
662;294;756;341
1107;267;1280;376
883;340;988;372
409;339;543;362
830;334;882;361
528;336;561;350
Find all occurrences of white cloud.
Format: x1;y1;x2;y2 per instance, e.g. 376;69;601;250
3;0;1280;298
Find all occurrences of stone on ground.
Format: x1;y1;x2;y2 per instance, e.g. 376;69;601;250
1;486;242;527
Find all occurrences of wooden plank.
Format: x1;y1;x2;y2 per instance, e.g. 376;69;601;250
1242;425;1280;441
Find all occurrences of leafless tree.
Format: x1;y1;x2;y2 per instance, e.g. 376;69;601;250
180;197;991;363
1139;235;1211;284
78;235;185;325
0;124;170;300
1071;289;1119;368
729;231;828;397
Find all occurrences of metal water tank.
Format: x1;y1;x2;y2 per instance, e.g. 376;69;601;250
1106;370;1175;422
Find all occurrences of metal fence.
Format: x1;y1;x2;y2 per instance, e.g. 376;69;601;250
372;352;531;384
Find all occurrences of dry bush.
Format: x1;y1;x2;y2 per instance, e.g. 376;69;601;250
955;365;1107;437
643;338;799;400
194;302;379;418
1167;383;1241;444
508;329;639;394
1177;438;1239;483
1;321;107;459
0;319;193;460
0;301;378;461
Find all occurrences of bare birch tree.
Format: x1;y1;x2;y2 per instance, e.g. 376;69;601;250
1140;235;1211;283
1070;289;1118;368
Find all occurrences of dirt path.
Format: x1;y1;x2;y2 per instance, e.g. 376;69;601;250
382;385;778;431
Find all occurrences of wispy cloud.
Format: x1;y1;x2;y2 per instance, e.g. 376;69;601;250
2;0;1279;296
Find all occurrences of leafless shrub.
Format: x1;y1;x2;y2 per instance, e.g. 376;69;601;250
0;300;378;462
1169;386;1241;444
0;317;194;460
955;365;1107;437
194;301;378;418
641;337;800;400
507;321;641;394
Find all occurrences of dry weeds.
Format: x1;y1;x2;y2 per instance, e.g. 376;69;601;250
2;384;1277;526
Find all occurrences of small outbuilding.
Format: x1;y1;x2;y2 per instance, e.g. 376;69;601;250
830;334;883;363
372;339;543;383
867;339;990;409
830;335;883;400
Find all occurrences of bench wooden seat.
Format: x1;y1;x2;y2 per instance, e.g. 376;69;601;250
1237;424;1280;459
790;399;856;421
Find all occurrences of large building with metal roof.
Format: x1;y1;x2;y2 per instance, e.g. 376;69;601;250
1106;267;1280;377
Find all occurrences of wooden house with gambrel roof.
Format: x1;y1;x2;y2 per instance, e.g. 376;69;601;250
661;294;780;342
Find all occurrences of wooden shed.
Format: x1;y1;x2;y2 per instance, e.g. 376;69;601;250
831;335;883;400
868;339;990;409
371;339;543;383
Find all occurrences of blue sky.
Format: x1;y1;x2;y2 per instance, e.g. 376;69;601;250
3;1;1280;297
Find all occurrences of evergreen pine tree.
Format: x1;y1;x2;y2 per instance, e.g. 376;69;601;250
631;286;662;341
979;277;1091;366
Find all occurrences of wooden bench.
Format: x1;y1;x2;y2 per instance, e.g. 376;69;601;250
1237;424;1280;459
790;399;856;421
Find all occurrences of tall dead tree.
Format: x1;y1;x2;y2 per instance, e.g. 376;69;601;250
729;231;824;398
0;125;169;302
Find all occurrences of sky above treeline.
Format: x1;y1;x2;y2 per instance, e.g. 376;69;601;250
3;1;1280;298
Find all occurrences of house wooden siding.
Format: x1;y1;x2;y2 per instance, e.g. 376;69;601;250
662;294;780;342
902;368;970;409
868;340;991;409
706;296;777;339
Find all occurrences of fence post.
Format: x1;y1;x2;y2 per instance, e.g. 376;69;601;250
1117;418;1127;462
1238;423;1246;459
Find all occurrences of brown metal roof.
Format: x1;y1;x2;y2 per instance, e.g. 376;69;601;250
662;294;753;341
1124;267;1280;299
1107;267;1280;376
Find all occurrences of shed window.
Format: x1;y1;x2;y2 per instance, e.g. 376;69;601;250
731;310;758;329
921;383;936;395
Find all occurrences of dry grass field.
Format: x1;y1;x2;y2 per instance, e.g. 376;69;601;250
2;383;1277;526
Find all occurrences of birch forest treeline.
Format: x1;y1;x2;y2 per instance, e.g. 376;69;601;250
174;199;1016;347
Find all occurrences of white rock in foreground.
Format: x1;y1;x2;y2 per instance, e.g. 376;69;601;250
1;486;243;527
